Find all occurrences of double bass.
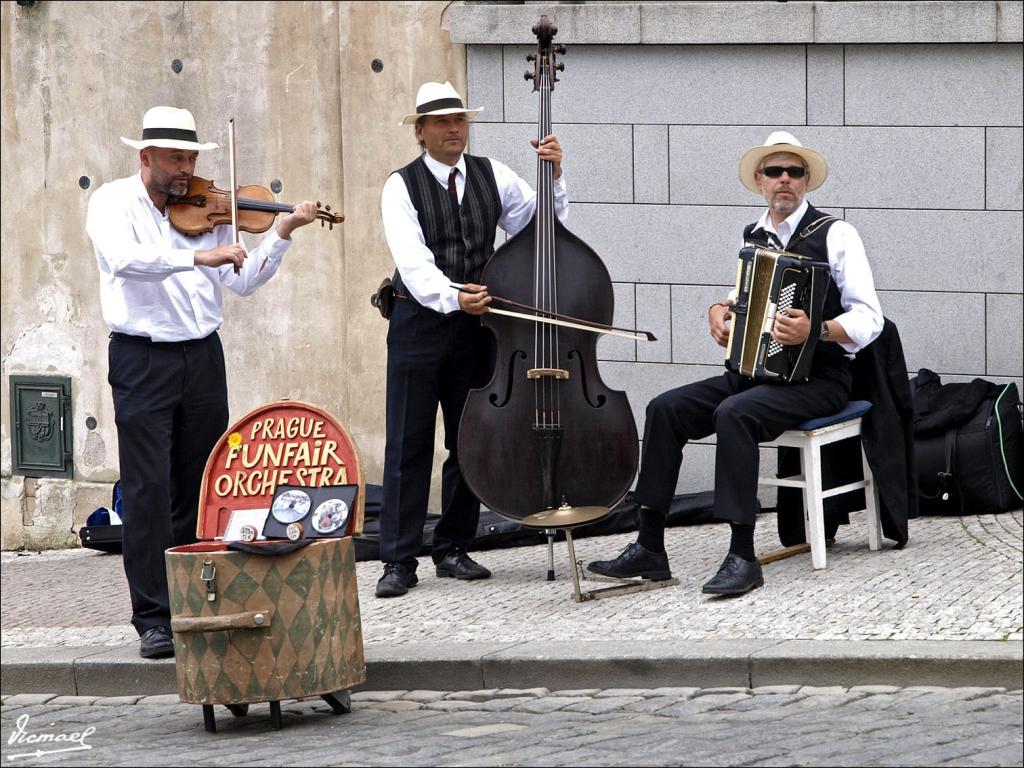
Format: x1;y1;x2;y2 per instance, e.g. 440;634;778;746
457;16;641;522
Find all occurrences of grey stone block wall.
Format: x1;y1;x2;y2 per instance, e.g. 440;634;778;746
457;1;1024;499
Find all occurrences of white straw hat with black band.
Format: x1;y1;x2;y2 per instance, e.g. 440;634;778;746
400;81;483;126
120;106;219;151
738;131;828;193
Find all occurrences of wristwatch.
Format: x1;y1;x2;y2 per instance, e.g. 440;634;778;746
820;321;830;340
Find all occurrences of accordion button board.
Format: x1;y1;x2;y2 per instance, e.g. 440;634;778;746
725;245;829;383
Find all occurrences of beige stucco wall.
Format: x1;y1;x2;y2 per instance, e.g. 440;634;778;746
1;0;465;549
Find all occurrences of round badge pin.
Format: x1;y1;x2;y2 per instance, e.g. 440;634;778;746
271;489;311;523
239;525;257;543
312;498;350;535
286;522;304;541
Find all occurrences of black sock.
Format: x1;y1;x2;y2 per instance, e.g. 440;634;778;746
728;522;756;562
637;507;666;553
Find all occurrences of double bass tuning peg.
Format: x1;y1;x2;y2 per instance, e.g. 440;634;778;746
524;70;533;81
526;53;536;62
555;44;566;54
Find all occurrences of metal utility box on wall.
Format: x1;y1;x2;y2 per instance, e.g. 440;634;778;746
9;375;73;479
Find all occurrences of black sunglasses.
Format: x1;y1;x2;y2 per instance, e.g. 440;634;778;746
760;165;806;179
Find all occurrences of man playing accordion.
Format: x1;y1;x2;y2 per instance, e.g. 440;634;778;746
588;132;883;595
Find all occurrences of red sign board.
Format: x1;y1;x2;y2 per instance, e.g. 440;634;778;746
196;401;364;540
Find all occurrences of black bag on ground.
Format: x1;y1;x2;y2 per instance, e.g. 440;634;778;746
78;479;124;554
911;369;1024;515
78;523;123;554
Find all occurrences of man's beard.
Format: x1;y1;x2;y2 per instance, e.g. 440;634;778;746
770;194;798;216
161;177;190;198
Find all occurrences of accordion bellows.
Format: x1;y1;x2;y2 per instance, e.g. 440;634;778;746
725;245;829;383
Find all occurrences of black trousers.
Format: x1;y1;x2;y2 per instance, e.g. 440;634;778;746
380;299;492;568
634;367;851;526
108;332;229;634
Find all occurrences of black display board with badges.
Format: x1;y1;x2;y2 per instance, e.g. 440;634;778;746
264;484;358;540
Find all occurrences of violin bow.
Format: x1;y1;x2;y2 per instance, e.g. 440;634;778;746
452;284;656;342
227;117;241;275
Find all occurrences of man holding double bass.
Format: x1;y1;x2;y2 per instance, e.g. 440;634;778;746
588;131;883;596
87;106;319;658
376;80;567;598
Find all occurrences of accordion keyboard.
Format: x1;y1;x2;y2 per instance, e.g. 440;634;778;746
766;282;798;358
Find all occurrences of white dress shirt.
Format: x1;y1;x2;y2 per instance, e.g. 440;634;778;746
86;173;292;342
747;199;883;354
381;152;569;314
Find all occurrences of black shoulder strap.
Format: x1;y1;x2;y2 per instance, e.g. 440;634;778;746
938;429;964;513
743;214;838;250
791;215;838;248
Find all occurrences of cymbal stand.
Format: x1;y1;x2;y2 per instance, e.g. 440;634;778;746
522;504;679;603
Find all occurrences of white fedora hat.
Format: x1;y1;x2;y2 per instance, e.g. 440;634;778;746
120;106;219;151
399;81;483;126
738;131;828;193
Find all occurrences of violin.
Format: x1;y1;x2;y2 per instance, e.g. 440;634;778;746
456;16;641;522
168;176;344;237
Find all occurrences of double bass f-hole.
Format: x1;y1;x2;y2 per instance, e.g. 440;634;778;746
456;15;641;522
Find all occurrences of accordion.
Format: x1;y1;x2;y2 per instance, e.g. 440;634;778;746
725;245;829;383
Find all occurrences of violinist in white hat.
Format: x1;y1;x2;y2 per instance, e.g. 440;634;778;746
86;106;320;658
375;81;569;598
588;131;883;597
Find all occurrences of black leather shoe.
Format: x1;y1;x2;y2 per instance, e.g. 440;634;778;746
435;549;491;580
701;553;764;596
375;563;419;598
587;542;672;581
139;626;174;659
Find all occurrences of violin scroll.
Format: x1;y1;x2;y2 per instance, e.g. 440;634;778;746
316;202;344;229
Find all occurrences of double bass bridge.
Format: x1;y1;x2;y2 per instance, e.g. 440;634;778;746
527;367;569;380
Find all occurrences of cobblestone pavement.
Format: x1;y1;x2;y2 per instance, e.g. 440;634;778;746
3;512;1021;649
1;686;1021;766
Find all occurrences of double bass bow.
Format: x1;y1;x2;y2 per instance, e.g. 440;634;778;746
457;16;645;523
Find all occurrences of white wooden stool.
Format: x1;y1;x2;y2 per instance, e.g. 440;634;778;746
758;400;882;569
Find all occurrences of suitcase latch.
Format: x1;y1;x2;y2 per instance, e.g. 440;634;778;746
200;559;217;602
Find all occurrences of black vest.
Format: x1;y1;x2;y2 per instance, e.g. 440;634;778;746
393;153;502;294
743;204;848;372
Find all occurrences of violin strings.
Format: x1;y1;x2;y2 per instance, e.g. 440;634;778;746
234;198;294;213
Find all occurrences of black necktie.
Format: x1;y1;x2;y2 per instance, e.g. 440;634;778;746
447;168;458;204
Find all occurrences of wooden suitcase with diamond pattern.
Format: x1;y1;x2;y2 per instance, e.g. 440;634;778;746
165;401;366;732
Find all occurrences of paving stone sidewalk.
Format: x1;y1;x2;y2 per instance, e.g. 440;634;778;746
3;512;1022;650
